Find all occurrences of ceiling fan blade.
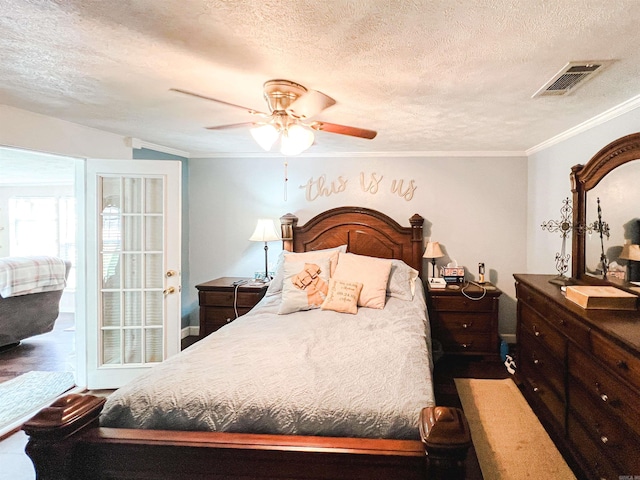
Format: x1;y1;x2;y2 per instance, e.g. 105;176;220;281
310;121;377;139
170;88;268;116
205;122;256;130
286;89;336;119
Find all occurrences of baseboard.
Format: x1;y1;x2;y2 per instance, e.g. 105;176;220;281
500;333;516;344
181;326;199;339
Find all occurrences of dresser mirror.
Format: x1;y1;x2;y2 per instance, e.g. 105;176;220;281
571;132;640;290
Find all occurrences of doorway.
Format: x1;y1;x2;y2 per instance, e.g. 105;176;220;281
0;147;78;381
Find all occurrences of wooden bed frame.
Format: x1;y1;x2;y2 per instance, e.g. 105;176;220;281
23;207;472;480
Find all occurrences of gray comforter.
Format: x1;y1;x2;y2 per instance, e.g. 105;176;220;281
100;285;435;439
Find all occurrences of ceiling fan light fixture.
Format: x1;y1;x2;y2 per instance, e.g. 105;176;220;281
250;123;279;151
280;124;314;155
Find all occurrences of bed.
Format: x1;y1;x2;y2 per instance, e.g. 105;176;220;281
0;256;71;349
23;207;471;480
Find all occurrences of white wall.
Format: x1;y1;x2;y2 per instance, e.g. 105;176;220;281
527;108;640;275
0;105;131;160
188;154;528;338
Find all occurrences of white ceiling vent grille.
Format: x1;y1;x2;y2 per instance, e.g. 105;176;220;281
532;61;613;98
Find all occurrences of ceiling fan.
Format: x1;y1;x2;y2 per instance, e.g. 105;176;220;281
170;79;377;155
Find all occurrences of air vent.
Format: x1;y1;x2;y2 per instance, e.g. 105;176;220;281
532;61;612;98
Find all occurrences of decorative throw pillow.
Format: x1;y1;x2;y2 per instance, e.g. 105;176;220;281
387;259;419;300
332;253;393;309
267;245;347;295
321;278;363;314
278;257;331;314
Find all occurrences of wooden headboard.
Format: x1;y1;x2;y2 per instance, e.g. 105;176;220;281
279;206;425;277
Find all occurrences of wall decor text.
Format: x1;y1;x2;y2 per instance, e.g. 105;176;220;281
300;172;417;202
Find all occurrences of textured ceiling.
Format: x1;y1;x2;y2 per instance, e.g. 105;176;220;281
1;0;640;157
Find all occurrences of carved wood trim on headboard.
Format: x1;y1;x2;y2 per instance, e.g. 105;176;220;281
280;207;425;277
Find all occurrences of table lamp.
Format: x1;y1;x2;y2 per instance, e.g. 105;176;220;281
423;242;444;281
249;219;280;282
619;241;640;282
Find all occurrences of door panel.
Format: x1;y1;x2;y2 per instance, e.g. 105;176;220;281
86;160;181;389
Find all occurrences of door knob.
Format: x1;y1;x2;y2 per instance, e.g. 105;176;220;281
163;286;176;295
166;270;177;277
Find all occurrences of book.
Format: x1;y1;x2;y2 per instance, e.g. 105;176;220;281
565;285;637;310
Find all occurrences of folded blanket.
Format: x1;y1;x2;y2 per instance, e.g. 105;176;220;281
0;256;68;298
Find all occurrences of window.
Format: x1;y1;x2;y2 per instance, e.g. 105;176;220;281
8;196;77;289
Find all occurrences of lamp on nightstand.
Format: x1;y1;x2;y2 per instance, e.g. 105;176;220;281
249;219;280;282
423;242;444;281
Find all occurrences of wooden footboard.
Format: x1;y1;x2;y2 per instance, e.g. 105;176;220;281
24;394;471;480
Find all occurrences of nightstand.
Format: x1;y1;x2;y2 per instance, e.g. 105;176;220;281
195;277;268;338
427;281;502;361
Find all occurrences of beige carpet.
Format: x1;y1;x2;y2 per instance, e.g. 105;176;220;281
455;378;576;480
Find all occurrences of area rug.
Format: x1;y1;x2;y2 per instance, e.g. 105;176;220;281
0;371;75;431
454;378;576;480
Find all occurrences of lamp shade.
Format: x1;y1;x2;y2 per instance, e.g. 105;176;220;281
250;124;279;151
280;124;314;156
249;219;280;242
423;241;444;259
620;241;640;261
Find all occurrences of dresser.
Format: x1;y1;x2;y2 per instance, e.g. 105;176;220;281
195;277;268;338
514;274;640;480
427;282;502;360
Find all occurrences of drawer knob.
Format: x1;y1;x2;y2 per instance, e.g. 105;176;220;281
533;358;540;365
533;325;542;337
600;435;608;444
461;321;473;329
600;393;609;403
226;318;232;323
460;343;473;349
616;360;628;370
533;386;540;393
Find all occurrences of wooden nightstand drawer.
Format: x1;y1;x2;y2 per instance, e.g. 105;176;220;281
431;295;496;312
200;290;265;308
434;312;493;333
196;277;268;338
438;332;493;354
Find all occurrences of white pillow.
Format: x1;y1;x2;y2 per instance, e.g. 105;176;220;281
332;253;392;309
278;257;331;314
387;259;419;300
267;245;347;295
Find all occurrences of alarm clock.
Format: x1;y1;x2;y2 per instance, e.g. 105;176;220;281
441;266;465;283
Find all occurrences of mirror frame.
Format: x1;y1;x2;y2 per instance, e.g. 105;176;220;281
571;132;640;287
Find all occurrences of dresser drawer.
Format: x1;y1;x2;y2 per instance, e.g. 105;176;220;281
516;282;550;318
568;378;640;475
200;306;253;335
569;343;640;437
434;312;493;333
520;329;565;401
547;305;591;348
431;295;496;312
520;368;565;433
590;330;640;392
519;303;566;361
567;410;622;480
199;290;265;308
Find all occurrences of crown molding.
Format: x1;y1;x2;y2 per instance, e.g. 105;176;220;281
190;150;526;159
526;94;640;156
127;138;191;158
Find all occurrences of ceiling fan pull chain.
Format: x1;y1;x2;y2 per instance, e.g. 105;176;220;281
283;160;288;202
